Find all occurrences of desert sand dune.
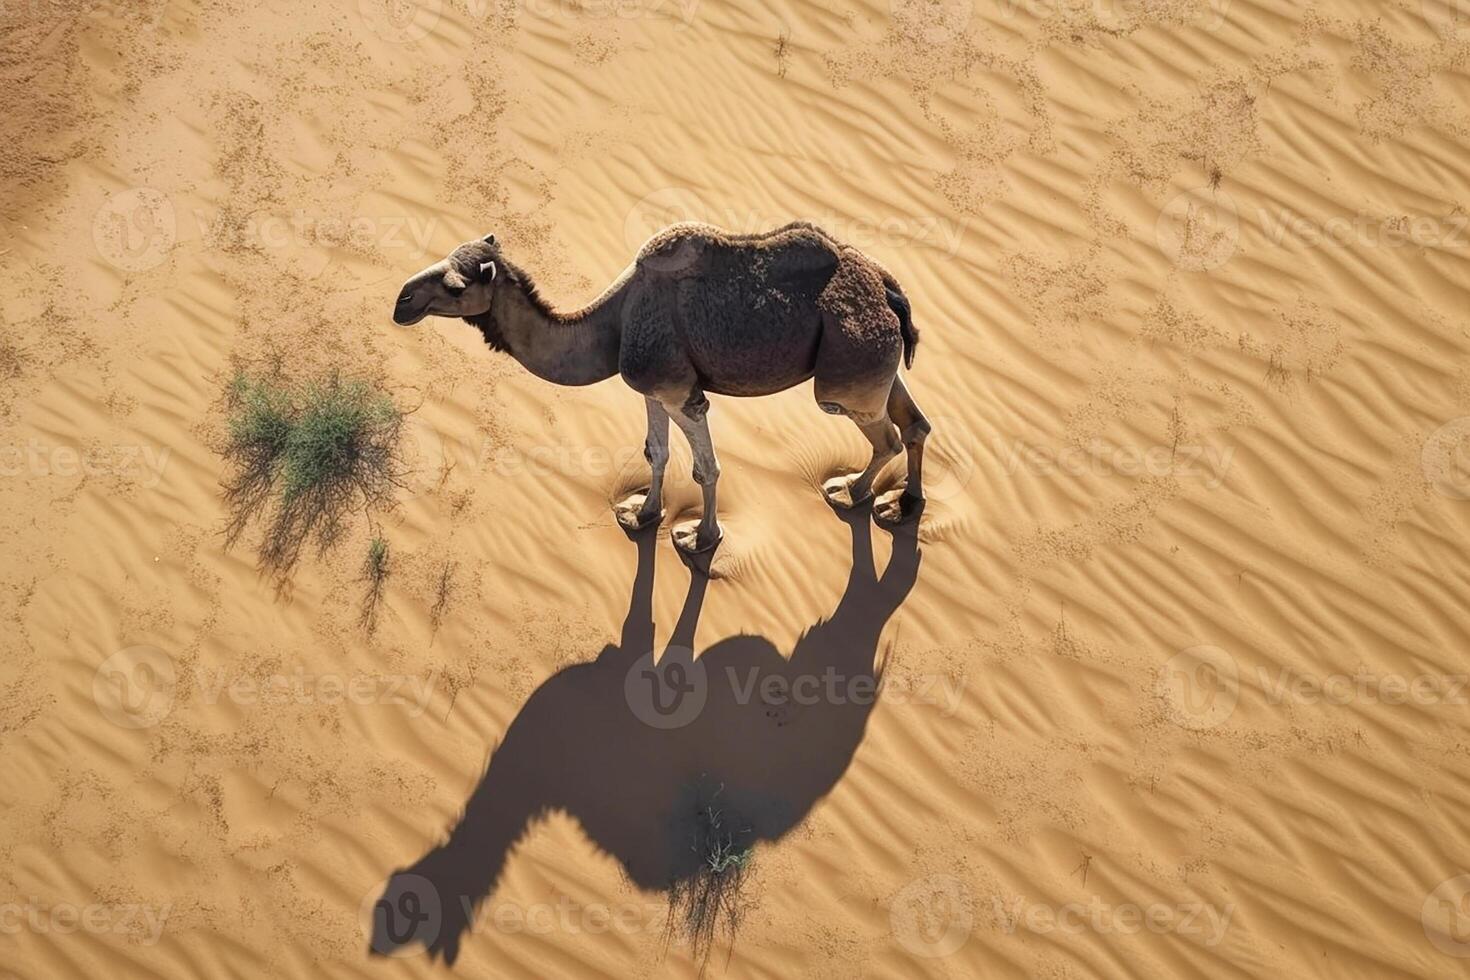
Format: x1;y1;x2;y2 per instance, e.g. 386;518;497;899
3;0;1470;977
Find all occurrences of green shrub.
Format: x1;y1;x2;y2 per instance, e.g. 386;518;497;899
222;370;405;579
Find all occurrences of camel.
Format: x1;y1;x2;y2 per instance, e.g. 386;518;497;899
392;221;932;554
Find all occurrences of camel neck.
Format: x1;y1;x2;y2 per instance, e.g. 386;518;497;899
474;274;624;387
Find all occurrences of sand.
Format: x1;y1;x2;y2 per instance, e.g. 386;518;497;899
3;0;1470;976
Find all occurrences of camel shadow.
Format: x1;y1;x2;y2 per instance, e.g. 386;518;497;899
370;508;921;965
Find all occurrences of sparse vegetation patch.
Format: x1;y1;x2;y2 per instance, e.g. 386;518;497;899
222;369;406;580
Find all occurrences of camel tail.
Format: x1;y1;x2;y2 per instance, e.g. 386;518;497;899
883;279;918;370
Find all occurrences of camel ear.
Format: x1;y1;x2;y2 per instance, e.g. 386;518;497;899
478;261;497;281
483;234;496;245
442;268;469;294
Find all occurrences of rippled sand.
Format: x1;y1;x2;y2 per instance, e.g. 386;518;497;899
3;0;1470;976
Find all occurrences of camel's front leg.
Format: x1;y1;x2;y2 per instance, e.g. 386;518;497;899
669;393;723;555
614;397;669;533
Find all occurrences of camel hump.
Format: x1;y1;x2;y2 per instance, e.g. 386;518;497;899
635;222;840;281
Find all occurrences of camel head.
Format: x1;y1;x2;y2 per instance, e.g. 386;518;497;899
393;234;502;326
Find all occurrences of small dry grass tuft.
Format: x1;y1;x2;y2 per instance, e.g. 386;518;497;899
666;782;755;974
360;535;390;632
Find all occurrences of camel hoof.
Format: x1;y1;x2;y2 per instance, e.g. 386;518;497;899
874;488;924;527
614;492;663;534
672;521;723;556
822;475;873;511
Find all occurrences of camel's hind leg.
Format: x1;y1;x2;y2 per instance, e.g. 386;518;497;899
818;387;902;510
874;373;931;525
813;298;906;511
